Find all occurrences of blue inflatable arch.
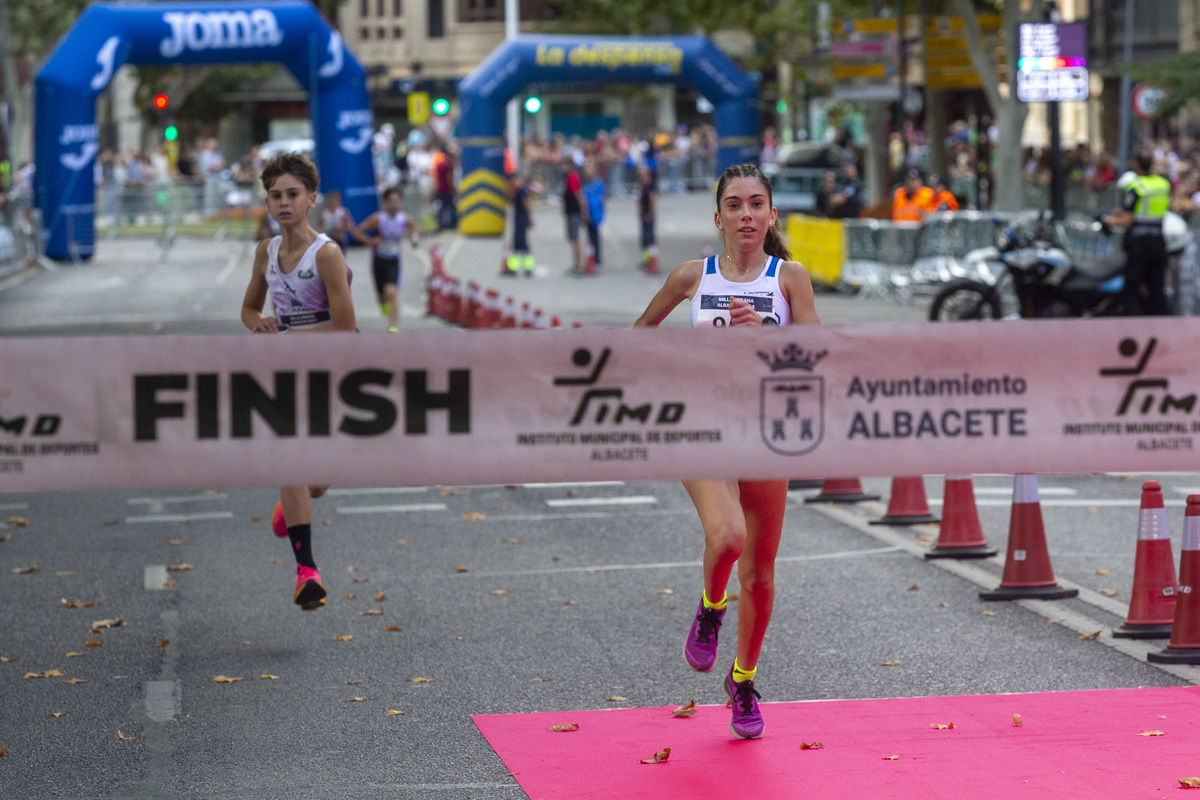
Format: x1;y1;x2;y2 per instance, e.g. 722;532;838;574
456;36;760;236
35;0;377;261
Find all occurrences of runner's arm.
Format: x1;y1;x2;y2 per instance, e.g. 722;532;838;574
241;239;283;333
780;261;821;326
634;260;701;328
307;243;357;332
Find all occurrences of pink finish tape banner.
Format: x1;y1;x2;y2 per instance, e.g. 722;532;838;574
1;318;1197;492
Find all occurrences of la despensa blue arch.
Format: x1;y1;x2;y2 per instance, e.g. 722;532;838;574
36;3;759;259
36;1;377;261
455;36;760;235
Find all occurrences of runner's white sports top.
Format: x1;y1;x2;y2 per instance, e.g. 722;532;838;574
690;254;791;328
266;233;350;329
375;210;410;258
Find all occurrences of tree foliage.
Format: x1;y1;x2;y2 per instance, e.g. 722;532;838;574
9;0;92;63
1125;52;1200;119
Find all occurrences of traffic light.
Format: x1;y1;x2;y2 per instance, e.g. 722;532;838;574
153;93;169;111
432;97;450;115
164;125;179;142
524;96;542;114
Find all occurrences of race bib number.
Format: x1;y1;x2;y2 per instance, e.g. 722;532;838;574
695;293;777;328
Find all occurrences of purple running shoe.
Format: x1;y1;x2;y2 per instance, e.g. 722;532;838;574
683;597;725;672
724;665;764;740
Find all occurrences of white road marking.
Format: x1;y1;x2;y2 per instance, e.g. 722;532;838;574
462;545;902;578
326;487;430;495
337;503;448;514
215;252;240;286
144;565;170;590
126;512;234;524
145;680;180;722
545;496;657;508
128;494;228;505
0;502;29;510
524;481;626;489
928;498;1186;508
971;487;1077;495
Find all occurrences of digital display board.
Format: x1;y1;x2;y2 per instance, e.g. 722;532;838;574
1016;22;1089;102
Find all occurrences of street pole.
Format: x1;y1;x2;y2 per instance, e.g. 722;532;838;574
1117;0;1135;171
0;0;16;171
505;0;519;173
1046;1;1065;220
895;0;907;179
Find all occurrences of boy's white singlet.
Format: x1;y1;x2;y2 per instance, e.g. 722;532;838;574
375;210;409;258
266;233;349;329
689;254;791;328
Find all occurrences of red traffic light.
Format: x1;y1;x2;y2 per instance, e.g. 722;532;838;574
153;93;169;110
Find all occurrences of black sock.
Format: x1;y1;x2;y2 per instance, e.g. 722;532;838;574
286;524;317;569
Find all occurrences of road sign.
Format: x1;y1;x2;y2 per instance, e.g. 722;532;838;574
830;40;897;58
1132;85;1169;120
832;62;889;80
408;91;430;125
1017;67;1089;102
831;83;901;102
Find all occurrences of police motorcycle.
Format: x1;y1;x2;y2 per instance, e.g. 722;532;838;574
927;209;1190;321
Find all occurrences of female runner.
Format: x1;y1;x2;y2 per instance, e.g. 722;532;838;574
240;153;357;610
634;163;820;739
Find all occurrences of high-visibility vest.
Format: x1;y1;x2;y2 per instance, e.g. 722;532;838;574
892;186;933;221
1129;174;1171;223
932;190;958;212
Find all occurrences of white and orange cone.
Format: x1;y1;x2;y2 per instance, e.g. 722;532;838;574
1114;481;1178;639
501;296;517;329
804;477;880;504
870;476;939;526
980;474;1078;601
1149;495;1200;664
925;475;997;560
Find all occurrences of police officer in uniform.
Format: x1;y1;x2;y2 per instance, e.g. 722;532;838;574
1108;151;1172;315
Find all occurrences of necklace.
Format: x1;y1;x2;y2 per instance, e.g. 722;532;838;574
722;252;766;279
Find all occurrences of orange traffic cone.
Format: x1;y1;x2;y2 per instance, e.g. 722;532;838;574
444;278;461;324
426;272;442;317
430;242;445;275
870;476;939;526
1149;495;1200;664
980;474;1078;601
463;281;481;328
520;301;533;329
533;308;548;329
925;475;997;560
1114;482;1179;639
501;296;517;329
804;477;880;504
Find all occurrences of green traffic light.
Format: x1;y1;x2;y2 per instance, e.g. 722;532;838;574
776;99;787;113
432;97;450;115
524;96;542;114
164;125;178;142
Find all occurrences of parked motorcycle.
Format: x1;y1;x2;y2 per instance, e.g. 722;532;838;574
928;212;1190;321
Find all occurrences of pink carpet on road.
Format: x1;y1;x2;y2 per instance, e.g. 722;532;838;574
474;686;1200;799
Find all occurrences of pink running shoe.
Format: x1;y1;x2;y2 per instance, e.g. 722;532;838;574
271;502;288;538
294;565;326;610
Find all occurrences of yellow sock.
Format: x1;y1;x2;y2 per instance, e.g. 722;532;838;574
732;657;756;683
702;590;727;611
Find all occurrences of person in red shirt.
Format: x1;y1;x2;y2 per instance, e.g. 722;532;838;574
433;144;456;230
892;169;934;221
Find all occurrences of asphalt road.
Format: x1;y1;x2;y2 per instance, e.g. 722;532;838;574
2;192;1198;799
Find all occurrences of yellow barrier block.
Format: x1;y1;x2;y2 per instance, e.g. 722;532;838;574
785;214;843;287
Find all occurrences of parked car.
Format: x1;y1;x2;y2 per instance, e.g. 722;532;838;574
761;143;847;214
258;138;315;161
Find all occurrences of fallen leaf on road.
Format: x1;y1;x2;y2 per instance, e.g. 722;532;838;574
344;594;356;599
322;519;331;526
566;489;581;498
462;512;486;521
929;722;955;730
162;580;176;588
606;696;627;702
0;656;12;662
346;679;363;685
1180;777;1200;788
64;677;89;684
726;593;739;602
672;701;697;718
1137;730;1166;736
397;539;407;545
659;588;674;595
409;677;434;683
1095;568;1110;575
168;538;188;546
92;618;122;629
49;712;66;718
908;584;919;591
349;696;367;702
151;639;169;649
85;641;102;648
441;486;469;496
585;569;596;575
334;635;353;642
639;747;670;764
453;565;469;573
359;609;383;616
0;533;11;542
0;746;6;756
374;592;387;602
1080;630;1102;641
211;675;243;683
1045;618;1064;624
532;677;551;682
61;599;96;608
353;577;368;583
5;516;29;527
938;602;949;608
65;652;84;658
491;590;507;596
260;675;279;680
385;626;402;632
166;563;194;572
1013;714;1023;726
387;709;404;715
880;659;901;666
883;754;899;760
800;741;824;750
563;600;577;606
24;669;62;679
1098;588;1119;597
346;565;357;572
117;731;136;741
250;515;262;522
12;565;39;574
548;723;578;732
981;611;998;616
55;571;73;576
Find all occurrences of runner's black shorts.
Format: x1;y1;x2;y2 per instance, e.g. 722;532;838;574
372;254;401;294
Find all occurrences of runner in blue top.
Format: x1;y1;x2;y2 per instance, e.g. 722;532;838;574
240;152;356;611
634;163;820;740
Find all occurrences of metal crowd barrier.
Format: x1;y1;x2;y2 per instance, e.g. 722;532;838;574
0;204;43;279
